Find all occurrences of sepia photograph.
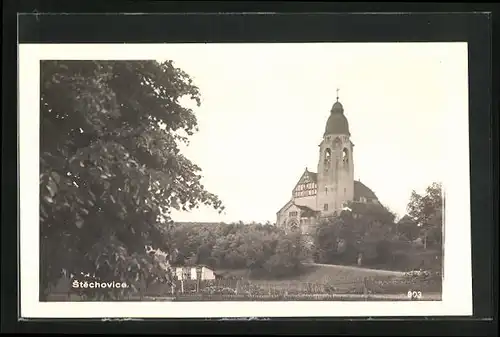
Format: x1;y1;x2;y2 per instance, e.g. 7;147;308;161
19;42;472;318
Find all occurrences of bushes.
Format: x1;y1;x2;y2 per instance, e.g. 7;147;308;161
201;286;236;295
375;240;393;264
170;271;442;298
172;223;303;278
364;272;442;294
172;294;336;301
388;251;411;270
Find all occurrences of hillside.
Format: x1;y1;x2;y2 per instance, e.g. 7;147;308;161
217;263;405;290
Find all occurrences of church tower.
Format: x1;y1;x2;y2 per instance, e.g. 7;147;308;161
316;90;354;216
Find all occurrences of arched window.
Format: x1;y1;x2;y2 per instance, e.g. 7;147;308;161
342;148;349;166
324;148;331;171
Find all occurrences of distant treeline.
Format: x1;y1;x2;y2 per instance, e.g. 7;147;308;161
171;182;443;276
171;222;303;278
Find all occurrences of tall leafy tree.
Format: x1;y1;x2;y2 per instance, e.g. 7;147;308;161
40;60;223;299
314;219;340;263
406;182;443;249
313;202;396;266
397;215;421;242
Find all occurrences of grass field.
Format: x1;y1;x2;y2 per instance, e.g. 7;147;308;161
172;292;442;301
47;263;439;301
218;263;405;289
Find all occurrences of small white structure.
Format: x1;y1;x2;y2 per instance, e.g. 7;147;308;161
174;265;216;281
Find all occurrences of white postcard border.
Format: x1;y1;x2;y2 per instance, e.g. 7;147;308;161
19;43;472;318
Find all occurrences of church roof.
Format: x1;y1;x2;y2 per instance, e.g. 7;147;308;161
294;204;320;216
346;201;381;214
276;200;320;217
331;101;344;113
354;180;378;200
295;204;314;211
343;201;395;223
307;171;317;183
276;199;293;215
324;100;350;136
293;169;318;191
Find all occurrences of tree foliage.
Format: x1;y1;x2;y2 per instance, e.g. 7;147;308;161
311;184;443;271
396;215;421;242
40;60;223;299
313;202;397;266
406;182;443;248
170;223;302;278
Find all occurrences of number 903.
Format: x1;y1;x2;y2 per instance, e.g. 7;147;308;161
407;290;422;300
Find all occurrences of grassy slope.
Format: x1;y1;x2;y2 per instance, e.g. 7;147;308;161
218;263;405;290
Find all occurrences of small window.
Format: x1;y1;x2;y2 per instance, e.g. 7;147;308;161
342;148;349;165
324;148;332;170
323;204;328;211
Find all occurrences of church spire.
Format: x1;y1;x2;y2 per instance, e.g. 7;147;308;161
336;88;340;102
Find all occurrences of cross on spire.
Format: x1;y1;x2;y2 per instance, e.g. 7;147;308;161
336;88;340;102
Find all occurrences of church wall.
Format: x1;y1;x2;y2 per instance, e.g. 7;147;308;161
276;207;287;230
293;195;317;210
276;202;300;230
277;202;318;235
316;134;354;216
277;98;362;233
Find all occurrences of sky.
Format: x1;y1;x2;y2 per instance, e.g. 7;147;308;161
156;43;469;224
18;42;472;315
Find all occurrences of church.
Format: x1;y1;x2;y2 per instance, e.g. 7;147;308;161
276;91;380;237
